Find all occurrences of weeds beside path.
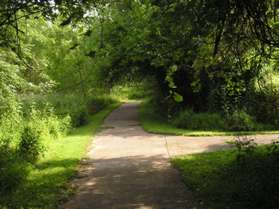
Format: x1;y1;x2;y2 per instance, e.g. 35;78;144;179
1;103;119;209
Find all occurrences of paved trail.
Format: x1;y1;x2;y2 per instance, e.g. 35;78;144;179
64;103;279;209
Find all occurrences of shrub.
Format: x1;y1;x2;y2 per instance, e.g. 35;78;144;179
127;84;152;100
26;106;70;139
0;105;23;144
18;125;44;163
171;109;225;130
0;107;29;199
127;90;146;100
225;110;255;131
229;136;258;164
267;140;279;158
111;79;155;101
45;94;88;127
71;109;90;127
171;109;194;128
47;114;71;138
250;87;279;126
0;100;72;206
88;96;116;114
0;151;28;195
59;115;71;134
46;94;116;127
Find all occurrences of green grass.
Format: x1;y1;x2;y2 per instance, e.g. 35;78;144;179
139;101;279;136
172;147;279;209
3;103;119;209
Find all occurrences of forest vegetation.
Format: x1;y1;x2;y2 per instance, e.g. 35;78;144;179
0;0;279;208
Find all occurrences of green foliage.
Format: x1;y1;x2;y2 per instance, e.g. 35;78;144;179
18;126;44;163
0;106;26;199
0;141;28;197
268;141;279;156
171;109;224;131
140;100;279;135
228;136;258;163
26;106;71;139
170;108;256;132
225;110;256;131
250;88;279;126
88;96;118;113
48;94;116;127
0;104;119;209
0;103;72;204
111;79;155;101
173;144;279;209
0;1;278;207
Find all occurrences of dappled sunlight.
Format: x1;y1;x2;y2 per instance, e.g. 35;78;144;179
165;134;279;157
63;103;202;209
64;155;198;209
11;159;80;208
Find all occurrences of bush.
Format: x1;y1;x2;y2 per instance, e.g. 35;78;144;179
0;107;29;200
127;84;152;100
171;109;194;128
18;126;44;163
0;100;72;207
71;109;90;127
46;113;71;137
111;79;155;101
22;93;117;128
88;96;117;114
58;115;71;134
44;94;116;127
249;87;279;126
225;110;255;131
18;106;71;163
0;151;28;195
27;106;71;138
42;94;87;127
229;136;257;164
171;109;225;130
0;137;28;201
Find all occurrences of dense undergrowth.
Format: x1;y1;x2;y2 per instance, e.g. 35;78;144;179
139;70;279;133
0;103;119;209
139;99;279;136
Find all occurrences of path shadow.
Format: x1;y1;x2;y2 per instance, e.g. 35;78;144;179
98;126;157;138
64;155;200;209
205;143;233;152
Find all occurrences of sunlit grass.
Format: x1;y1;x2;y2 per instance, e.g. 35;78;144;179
4;103;119;208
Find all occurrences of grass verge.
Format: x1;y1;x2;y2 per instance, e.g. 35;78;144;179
3;103;119;209
139;101;279;136
172;147;279;209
